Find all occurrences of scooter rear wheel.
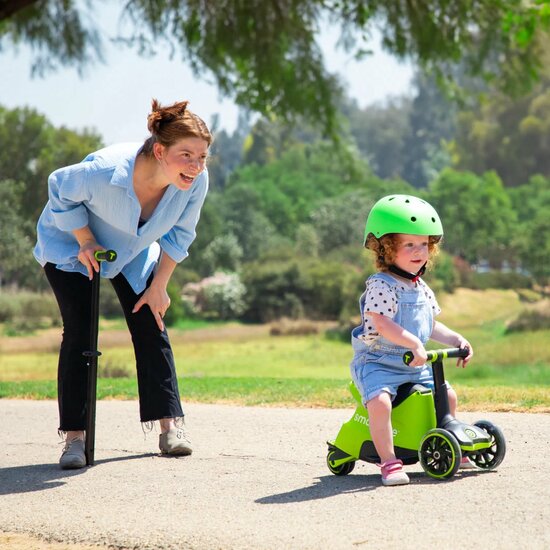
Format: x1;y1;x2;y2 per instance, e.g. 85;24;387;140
419;428;461;480
327;450;356;476
469;420;506;470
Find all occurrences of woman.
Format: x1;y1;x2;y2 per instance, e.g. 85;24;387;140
34;99;212;469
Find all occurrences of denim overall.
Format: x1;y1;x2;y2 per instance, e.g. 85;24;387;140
350;272;435;404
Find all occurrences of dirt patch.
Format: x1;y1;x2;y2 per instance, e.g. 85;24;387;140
0;324;272;354
0;532;104;550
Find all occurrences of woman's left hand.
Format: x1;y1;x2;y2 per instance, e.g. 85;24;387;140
132;282;171;331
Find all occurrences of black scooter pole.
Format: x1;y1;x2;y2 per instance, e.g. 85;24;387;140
403;347;470;428
83;249;117;466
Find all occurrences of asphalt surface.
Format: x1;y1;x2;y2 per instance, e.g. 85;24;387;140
0;400;548;549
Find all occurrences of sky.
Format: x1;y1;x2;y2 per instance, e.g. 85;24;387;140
0;5;414;145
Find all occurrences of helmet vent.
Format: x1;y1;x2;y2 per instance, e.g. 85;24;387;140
411;216;417;222
431;217;436;222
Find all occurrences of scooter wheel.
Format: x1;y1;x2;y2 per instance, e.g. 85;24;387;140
327;450;356;476
470;420;506;470
419;428;461;480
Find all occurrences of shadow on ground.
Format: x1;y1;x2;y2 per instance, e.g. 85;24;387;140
254;469;481;504
0;453;155;495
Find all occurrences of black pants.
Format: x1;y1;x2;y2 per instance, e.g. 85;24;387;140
44;263;184;431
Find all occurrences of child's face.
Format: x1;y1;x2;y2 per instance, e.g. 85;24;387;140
394;234;429;274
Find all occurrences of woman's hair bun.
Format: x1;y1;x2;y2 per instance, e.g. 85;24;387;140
147;99;190;134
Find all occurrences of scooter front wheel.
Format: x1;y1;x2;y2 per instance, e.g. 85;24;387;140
327;450;356;476
469;420;506;470
419;428;461;480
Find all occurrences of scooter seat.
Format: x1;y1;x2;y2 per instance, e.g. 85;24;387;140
393;383;431;408
349;381;431;408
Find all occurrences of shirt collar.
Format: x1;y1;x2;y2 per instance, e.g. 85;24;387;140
110;144;142;188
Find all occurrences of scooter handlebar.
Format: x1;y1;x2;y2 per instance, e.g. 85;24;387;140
94;249;117;262
403;347;470;365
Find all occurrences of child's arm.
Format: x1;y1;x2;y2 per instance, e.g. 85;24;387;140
368;312;428;367
431;321;473;367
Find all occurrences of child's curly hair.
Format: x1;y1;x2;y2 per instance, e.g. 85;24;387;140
365;234;441;271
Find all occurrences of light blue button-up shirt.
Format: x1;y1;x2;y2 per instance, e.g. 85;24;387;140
34;142;209;294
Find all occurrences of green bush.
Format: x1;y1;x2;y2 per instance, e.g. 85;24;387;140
465;271;533;290
182;272;248;321
0;290;60;333
423;251;460;293
99;358;132;378
164;281;187;327
516;288;542;303
324;317;359;343
269;318;320;336
241;261;306;322
505;301;550;333
241;257;366;322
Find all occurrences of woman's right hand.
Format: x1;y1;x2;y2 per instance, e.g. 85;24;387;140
78;240;105;280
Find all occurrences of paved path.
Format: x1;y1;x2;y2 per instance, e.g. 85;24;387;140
0;400;548;549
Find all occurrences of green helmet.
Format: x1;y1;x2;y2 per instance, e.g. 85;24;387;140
364;194;443;245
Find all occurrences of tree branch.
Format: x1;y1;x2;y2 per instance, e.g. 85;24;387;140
0;0;41;21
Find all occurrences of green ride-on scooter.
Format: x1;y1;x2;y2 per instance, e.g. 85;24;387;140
326;347;506;480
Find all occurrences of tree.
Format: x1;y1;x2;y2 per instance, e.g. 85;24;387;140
206;111;249;190
451;74;550;186
2;0;548;136
344;97;412;181
401;71;457;187
0;180;36;288
509;175;550;283
0;105;103;222
426;169;516;266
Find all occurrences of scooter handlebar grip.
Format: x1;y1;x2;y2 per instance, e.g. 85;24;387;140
94;249;117;262
403;347;470;365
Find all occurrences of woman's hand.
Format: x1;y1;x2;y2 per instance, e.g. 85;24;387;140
132;281;171;331
78;240;105;280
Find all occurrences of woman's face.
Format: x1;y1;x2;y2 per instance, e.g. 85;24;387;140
393;233;429;274
156;137;209;190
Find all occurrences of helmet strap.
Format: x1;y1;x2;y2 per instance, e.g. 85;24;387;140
388;262;426;283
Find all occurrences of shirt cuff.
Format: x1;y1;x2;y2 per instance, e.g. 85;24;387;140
159;238;188;264
51;206;89;232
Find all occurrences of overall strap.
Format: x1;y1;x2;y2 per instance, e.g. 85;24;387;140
370;271;399;287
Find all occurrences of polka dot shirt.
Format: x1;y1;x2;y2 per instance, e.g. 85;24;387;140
360;275;441;345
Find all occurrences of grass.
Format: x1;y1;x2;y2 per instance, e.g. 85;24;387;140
0;288;549;411
1;377;547;413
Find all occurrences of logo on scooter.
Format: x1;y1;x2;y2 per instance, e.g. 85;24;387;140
353;414;397;436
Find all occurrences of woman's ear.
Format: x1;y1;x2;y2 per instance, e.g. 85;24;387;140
153;142;165;162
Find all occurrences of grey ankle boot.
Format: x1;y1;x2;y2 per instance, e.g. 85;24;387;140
59;438;86;469
159;427;192;456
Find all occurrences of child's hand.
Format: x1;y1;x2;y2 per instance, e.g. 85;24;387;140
456;336;473;368
408;344;428;367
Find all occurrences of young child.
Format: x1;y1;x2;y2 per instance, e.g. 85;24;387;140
350;194;473;486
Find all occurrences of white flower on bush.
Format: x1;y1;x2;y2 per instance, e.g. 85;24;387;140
182;272;247;320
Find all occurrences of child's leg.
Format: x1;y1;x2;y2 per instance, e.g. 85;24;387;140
447;385;475;468
447;386;458;417
366;392;395;463
367;391;409;485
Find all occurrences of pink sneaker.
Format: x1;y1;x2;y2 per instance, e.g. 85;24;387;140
379;459;410;486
